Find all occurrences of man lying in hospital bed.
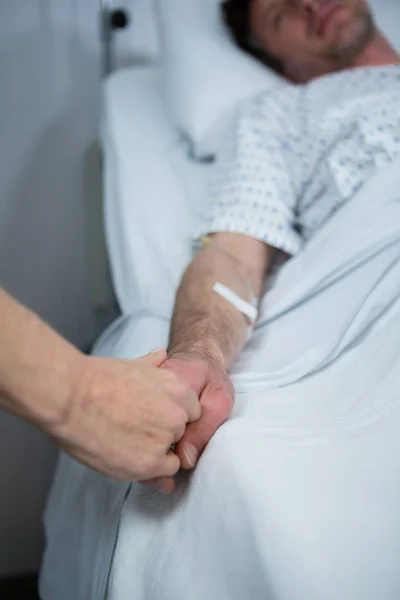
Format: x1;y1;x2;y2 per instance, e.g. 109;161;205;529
150;0;400;490
40;1;400;599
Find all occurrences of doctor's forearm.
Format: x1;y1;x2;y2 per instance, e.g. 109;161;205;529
0;288;83;428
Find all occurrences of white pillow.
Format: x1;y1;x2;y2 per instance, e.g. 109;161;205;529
156;0;286;157
103;67;214;316
370;0;400;52
156;0;400;157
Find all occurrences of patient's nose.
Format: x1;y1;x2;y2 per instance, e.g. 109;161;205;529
298;0;335;21
300;0;332;10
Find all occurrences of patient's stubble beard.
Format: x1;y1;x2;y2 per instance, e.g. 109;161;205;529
323;7;375;66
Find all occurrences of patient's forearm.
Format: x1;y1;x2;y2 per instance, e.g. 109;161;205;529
168;241;266;369
0;288;82;428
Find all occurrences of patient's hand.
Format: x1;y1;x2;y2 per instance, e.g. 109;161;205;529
143;352;234;494
165;353;234;466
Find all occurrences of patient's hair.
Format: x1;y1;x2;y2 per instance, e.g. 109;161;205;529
222;0;284;74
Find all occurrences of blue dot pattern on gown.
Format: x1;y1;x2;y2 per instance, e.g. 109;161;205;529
194;65;400;256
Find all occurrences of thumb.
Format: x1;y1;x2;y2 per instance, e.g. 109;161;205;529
136;348;167;367
175;384;232;469
175;408;225;470
175;421;214;470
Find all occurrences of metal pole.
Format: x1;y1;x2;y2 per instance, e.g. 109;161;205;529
100;0;115;78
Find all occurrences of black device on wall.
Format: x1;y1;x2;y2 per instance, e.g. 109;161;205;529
100;1;131;76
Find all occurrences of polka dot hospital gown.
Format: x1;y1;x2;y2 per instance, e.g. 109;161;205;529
195;65;400;256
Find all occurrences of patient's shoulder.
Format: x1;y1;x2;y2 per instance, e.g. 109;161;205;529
237;82;304;132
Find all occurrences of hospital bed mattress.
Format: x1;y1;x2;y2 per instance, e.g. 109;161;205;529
102;66;214;316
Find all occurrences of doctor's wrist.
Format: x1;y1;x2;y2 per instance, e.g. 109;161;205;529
31;349;87;436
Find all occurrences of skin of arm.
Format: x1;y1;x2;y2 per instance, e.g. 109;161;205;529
0;287;82;427
0;288;201;486
168;232;274;368
142;232;274;493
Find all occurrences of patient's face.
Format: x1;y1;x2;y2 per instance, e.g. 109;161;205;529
250;0;375;82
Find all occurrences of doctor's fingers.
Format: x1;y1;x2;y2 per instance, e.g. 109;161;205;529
159;368;202;424
141;476;176;495
146;450;181;480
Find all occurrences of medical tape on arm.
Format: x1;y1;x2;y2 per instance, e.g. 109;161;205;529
200;236;259;333
212;283;258;324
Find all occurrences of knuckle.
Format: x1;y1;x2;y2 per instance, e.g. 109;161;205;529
170;415;187;441
170;405;188;424
174;380;191;403
163;370;189;399
175;424;186;443
161;368;181;389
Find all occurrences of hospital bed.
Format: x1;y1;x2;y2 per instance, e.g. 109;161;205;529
40;1;400;599
102;65;213;318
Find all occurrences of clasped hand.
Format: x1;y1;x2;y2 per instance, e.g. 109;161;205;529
143;351;235;494
50;349;234;491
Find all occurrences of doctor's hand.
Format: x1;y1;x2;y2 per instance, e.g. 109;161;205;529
143;352;234;494
49;349;201;482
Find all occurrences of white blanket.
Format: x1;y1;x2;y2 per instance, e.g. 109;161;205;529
40;158;400;600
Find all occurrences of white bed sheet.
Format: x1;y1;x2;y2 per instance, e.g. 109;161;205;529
40;292;400;600
102;66;215;316
40;157;400;600
109;298;400;600
106;158;400;600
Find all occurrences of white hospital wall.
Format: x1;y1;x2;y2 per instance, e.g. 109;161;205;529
0;0;156;578
0;1;98;347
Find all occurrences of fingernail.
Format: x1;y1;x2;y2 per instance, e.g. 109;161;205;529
183;444;198;468
149;347;165;354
